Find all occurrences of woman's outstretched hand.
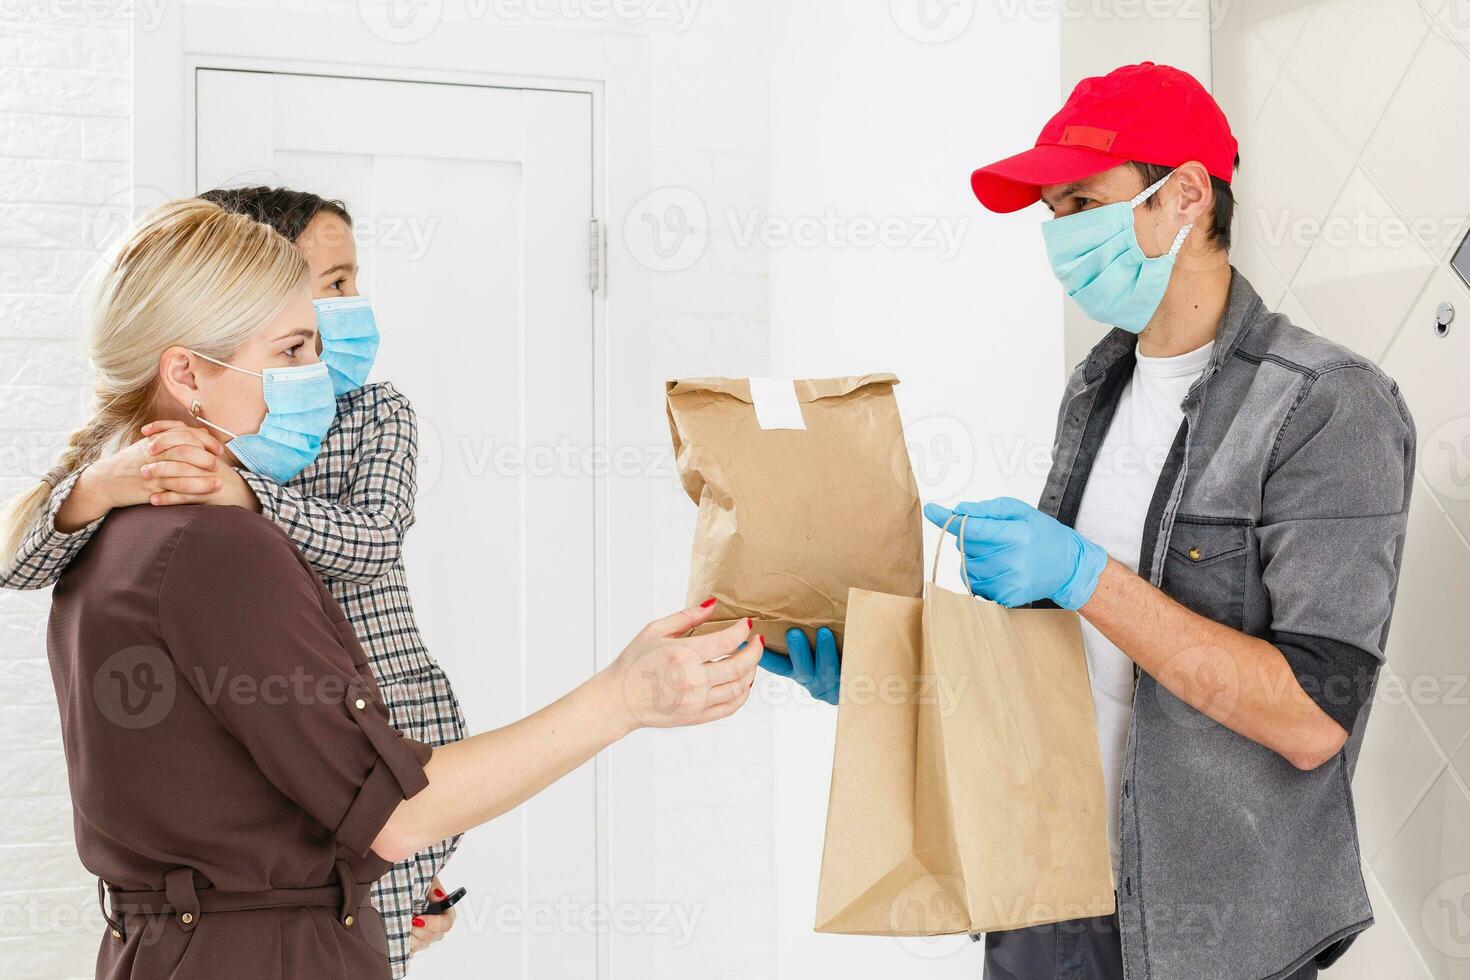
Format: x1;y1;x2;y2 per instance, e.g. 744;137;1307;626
373;601;763;864
601;601;763;736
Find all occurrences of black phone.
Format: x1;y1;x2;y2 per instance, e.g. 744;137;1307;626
422;886;466;917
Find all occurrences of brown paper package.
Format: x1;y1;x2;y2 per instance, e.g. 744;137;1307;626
813;516;1115;937
666;374;923;654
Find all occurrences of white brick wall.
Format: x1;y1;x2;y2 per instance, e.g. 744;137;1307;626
0;6;129;979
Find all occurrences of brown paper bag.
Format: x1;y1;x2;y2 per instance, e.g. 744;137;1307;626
666;375;922;654
815;515;1115;936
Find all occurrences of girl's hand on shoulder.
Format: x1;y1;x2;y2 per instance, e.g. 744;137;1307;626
136;420;227;506
137;421;260;513
60;421;224;527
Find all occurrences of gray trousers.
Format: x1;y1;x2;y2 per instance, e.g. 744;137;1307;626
982;915;1322;980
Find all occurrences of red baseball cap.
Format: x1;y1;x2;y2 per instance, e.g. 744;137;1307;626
971;62;1238;213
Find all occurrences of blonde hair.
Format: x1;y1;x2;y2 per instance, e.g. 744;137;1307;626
0;199;309;563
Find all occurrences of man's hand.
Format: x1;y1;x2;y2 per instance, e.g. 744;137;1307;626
409;878;456;957
923;498;1108;610
759;627;840;705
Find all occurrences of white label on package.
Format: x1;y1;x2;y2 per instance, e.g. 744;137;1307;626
748;377;807;430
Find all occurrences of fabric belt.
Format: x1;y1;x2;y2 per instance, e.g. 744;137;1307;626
100;859;369;941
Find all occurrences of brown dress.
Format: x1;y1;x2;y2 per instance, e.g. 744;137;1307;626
46;503;434;979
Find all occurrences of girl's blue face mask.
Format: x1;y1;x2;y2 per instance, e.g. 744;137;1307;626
1041;170;1194;335
188;351;337;484
314;295;380;396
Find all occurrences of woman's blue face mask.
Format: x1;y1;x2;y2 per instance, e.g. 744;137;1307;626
314;295;379;396
187;350;337;484
1041;170;1194;334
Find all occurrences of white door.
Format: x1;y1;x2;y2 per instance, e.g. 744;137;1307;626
196;69;598;979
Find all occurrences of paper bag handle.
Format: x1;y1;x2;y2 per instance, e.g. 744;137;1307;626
931;512;971;593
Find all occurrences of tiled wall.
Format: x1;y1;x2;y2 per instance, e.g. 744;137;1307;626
0;4;129;978
1214;2;1470;977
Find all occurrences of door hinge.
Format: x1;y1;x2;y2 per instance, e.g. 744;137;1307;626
588;218;601;294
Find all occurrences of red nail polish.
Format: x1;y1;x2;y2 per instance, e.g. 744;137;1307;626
433;888;445;899
757;634;765;646
699;596;716;608
412;917;425;928
745;618;753;629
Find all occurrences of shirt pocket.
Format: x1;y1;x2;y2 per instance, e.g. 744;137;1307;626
1161;517;1248;630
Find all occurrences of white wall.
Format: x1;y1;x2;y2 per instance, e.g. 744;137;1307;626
765;3;1062;975
0;5;128;978
598;9;780;980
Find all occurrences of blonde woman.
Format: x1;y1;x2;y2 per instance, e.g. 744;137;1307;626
1;186;464;974
4;199;762;980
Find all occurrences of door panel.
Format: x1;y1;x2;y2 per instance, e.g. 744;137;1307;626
197;68;596;979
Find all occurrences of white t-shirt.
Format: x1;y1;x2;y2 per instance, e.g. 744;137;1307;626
1071;339;1215;876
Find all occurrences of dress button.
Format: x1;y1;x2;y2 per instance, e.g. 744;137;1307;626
1187;546;1201;561
344;914;355;928
354;697;366;710
180;912;193;924
111;928;122;940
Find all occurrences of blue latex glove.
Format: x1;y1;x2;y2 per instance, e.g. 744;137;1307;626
922;497;1108;610
759;627;840;705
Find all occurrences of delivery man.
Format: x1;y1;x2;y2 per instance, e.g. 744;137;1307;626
761;63;1415;980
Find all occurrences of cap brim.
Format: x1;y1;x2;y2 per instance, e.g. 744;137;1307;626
970;143;1126;213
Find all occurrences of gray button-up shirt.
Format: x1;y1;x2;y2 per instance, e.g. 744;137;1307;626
1037;270;1416;980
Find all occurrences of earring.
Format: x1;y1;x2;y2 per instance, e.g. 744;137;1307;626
190;400;203;418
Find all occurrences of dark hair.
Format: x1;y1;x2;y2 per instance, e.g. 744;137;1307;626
195;186;352;244
1127;155;1240;252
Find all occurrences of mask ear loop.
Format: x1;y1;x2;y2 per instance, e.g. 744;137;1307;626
183;349;251;440
1127;171;1175;208
187;348;263;379
1166;222;1195;259
1126;170;1195;259
189;399;239;440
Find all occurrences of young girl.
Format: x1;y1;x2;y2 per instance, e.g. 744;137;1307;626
0;187;460;977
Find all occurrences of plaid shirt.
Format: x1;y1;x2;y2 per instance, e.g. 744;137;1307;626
4;382;466;979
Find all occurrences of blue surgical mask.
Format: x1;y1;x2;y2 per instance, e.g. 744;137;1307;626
1041;170;1194;334
187;351;337;484
315;295;380;396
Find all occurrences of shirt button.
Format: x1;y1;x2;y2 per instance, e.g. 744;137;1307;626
110;928;122;940
344;914;355;928
354;698;367;710
180;912;193;924
1187;546;1201;561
